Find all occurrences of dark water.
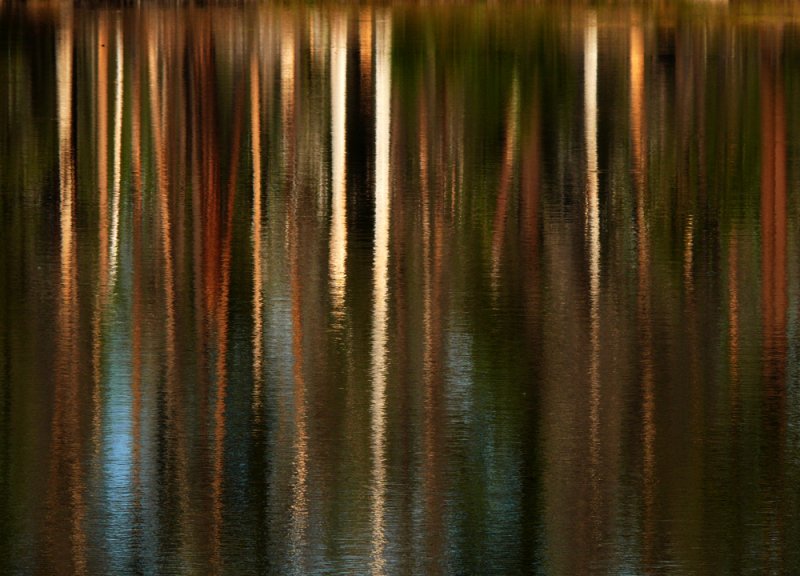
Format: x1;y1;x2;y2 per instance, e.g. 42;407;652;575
1;3;800;574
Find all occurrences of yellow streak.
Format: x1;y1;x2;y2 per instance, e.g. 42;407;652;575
281;20;295;164
251;51;264;416
330;13;348;320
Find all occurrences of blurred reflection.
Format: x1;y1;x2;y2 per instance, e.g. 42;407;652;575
370;11;391;575
630;19;656;572
50;9;88;574
584;11;601;552
759;30;787;572
251;49;264;416
490;75;518;286
330;13;348;321
1;5;800;575
91;12;109;464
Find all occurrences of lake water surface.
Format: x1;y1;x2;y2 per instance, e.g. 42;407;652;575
2;3;800;574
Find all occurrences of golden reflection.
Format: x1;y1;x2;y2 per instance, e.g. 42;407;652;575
289;210;309;574
51;9;87;573
370;11;391;576
147;26;176;382
585;12;602;549
360;8;373;89
147;22;189;565
490;75;519;285
631;20;656;572
281;17;296;167
251;49;264;417
329;12;348;320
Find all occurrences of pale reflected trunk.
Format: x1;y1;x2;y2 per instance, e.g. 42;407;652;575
329;13;348;321
370;12;391;576
584;13;602;548
110;20;124;288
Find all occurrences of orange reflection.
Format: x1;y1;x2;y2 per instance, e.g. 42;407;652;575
251;49;264;418
147;18;191;565
49;9;88;573
212;60;245;576
360;8;373;90
760;32;787;384
281;16;296;172
631;20;656;573
759;30;787;571
490;75;519;285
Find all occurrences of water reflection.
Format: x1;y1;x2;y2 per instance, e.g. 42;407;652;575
2;4;800;574
370;12;391;575
330;12;348;322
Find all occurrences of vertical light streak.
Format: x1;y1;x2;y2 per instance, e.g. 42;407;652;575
212;74;244;576
585;13;602;537
281;20;295;167
759;34;787;570
631;21;655;570
92;14;109;464
371;11;391;576
490;75;519;284
55;11;87;574
110;20;124;288
251;50;264;417
147;29;176;376
147;24;186;564
360;9;373;89
329;13;348;320
289;219;309;575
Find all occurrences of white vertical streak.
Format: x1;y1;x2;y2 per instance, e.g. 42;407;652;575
585;12;602;524
58;15;74;266
371;10;391;576
330;14;348;318
110;22;124;288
